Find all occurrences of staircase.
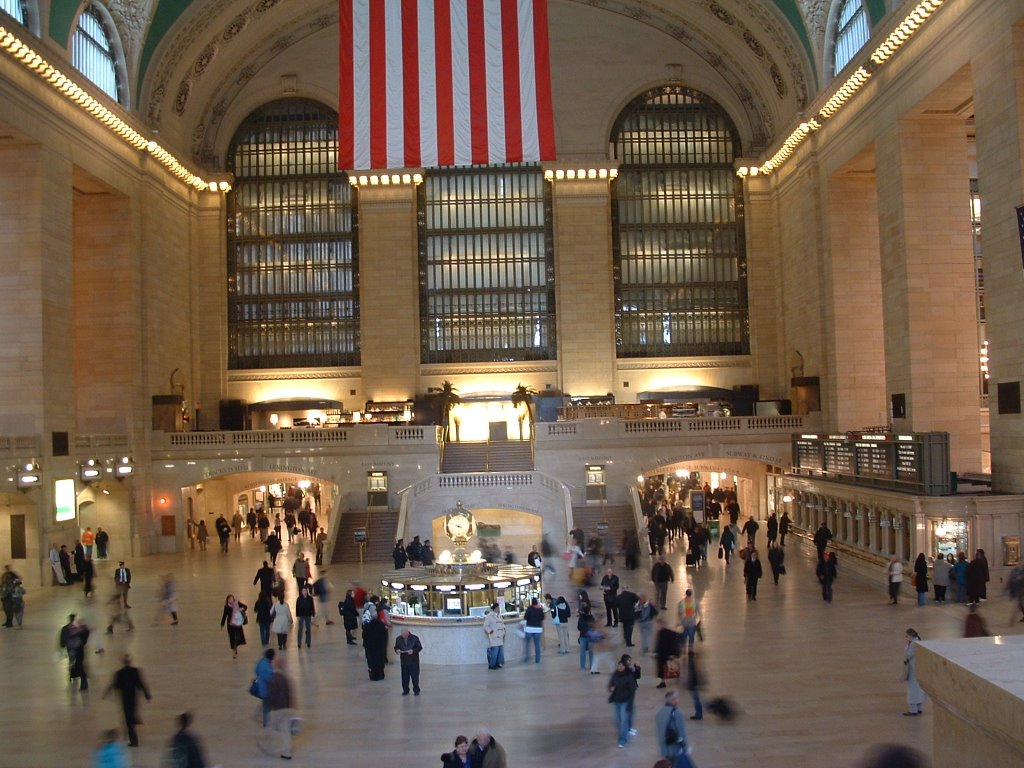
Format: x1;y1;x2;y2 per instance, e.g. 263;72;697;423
330;509;400;564
440;440;534;473
570;505;637;553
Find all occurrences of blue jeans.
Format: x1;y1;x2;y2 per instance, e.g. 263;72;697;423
681;625;696;649
579;636;593;670
917;591;926;606
297;616;311;646
487;644;505;668
612;701;631;746
690;688;703;718
259;621;271;646
523;632;541;662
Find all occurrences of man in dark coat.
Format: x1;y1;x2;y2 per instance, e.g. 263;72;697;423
104;654;151;746
394;627;423;695
363;616;388;680
615;588;639;647
253;561;276;595
813;522;833;563
167;711;208;768
966;549;990;604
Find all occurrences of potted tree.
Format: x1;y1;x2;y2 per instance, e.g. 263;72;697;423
511;383;537;440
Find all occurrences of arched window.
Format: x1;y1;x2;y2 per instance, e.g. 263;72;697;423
831;0;870;76
419;164;554;364
611;86;748;359
226;98;358;370
72;1;126;104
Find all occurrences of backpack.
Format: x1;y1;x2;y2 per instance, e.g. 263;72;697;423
664;708;680;744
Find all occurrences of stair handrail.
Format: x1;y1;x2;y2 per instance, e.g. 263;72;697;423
395;485;411;545
627;484;645;535
323;490;350;565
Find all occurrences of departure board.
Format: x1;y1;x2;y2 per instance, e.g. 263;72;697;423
791;432;950;496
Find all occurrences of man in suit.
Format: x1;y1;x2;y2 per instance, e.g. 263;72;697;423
114;561;132;608
104;654;151;747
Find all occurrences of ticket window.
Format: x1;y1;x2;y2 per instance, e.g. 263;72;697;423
585;465;606;502
368;472;388;508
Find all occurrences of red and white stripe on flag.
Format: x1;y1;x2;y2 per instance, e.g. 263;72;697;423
339;0;556;171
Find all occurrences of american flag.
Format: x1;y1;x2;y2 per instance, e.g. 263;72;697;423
339;0;557;170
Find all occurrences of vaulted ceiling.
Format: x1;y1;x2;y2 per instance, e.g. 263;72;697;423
39;0;890;168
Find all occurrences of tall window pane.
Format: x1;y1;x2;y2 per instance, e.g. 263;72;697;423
833;0;870;75
611;86;748;359
226;99;358;369
420;165;555;364
0;0;24;23
72;2;122;103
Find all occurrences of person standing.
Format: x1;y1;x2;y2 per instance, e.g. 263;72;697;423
600;567;620;627
650;555;674;611
779;511;791;547
114;561;132;608
902;628;925;716
49;543;67;585
82;527;96;558
577;600;596;672
247;508;258;539
616;587;639;647
231;510;244;543
655;690;691;765
887;556;904;605
766;513;778;546
196;520;209;552
608;658;639;748
677;589;700;650
483;603;506;668
392;540;408;569
817;551;838;602
952;551;969;603
95;528;109;559
635;594;657;654
967;549;989;604
553;595;572;654
339;589;359;645
421;539;436;566
394;627;423;695
1;565;21;626
813;521;833;563
744;549;763;601
104;654;151;747
363;613;388;680
522;597;545;663
442;735;473;768
767;542;785;584
166;711;208;768
262;657;295;760
270;594;293;651
9;577;25;628
295;587;314;648
220;595;248;658
932;552;952;603
314;528;327;566
913;553;929;607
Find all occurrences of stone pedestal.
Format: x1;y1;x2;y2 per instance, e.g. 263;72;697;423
916;636;1024;768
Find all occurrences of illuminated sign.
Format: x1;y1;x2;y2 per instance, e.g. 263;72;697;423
54;478;76;522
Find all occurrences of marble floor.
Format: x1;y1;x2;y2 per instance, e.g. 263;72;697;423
2;532;1018;768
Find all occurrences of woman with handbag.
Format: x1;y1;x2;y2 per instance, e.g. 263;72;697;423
220;594;248;658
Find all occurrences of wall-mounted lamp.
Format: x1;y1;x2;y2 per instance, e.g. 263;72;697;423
16;462;41;489
115;456;134;478
79;458;102;483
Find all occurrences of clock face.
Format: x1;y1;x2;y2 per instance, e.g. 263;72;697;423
445;508;474;542
448;515;471;536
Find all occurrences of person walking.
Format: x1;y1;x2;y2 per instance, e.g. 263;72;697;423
81;556;95;598
744;548;763;601
254;590;274;647
767;542;785;584
779;511;791;547
232;510;244;543
104;654;152;747
254;648;275;727
261;656;296;760
521;597;545;663
817;551;838;602
741;515;759;549
719;523;736;565
468;729;507;768
483;603;506;668
220;594;248;658
253;561;276;596
685;648;703;720
677;589;700;651
813;521;833;563
655;690;693;766
913;553;929;607
577;600;596;672
394;627;423;695
92;729;130;768
291;554;310;594
600;567;620;627
295;587;314;648
608;657;639;748
902;628;925;716
270;594;293;651
650;555;674;610
887;556;904;604
196;520;209;552
156;573;178;625
635;594;657;654
166;711;209;768
654;619;681;689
